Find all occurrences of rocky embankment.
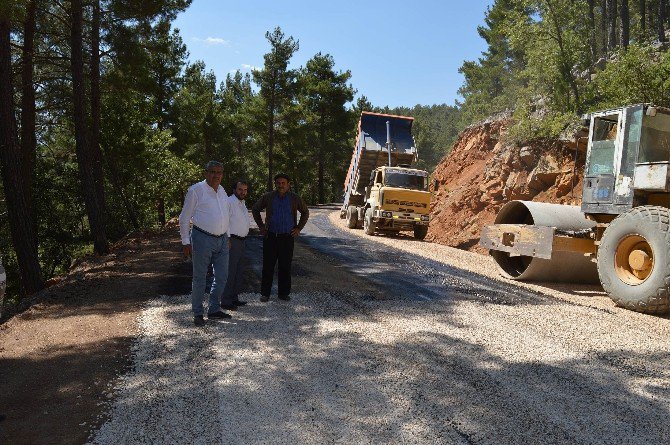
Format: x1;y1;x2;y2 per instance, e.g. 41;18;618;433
428;117;587;253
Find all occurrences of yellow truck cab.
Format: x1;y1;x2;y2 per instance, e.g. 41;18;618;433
365;165;430;239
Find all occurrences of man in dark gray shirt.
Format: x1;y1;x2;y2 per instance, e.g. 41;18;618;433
252;173;309;302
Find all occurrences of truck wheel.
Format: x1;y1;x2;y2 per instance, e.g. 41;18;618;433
346;206;358;229
364;208;376;235
414;225;428;240
597;206;670;314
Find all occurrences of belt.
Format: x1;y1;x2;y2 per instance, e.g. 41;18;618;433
230;234;247;241
268;231;292;237
192;225;226;238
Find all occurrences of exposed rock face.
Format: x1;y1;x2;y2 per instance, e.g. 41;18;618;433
428;119;585;253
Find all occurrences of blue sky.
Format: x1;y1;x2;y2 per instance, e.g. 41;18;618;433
173;0;493;108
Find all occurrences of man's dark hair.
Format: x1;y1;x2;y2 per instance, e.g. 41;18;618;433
274;173;290;182
231;179;249;191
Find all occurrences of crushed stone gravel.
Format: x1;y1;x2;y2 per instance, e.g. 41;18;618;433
89;288;670;444
89;211;670;444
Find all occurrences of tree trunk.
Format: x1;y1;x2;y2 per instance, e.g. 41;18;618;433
0;16;43;295
267;112;274;192
601;0;608;54
318;116;325;204
71;0;108;255
157;198;166;226
104;150;140;230
640;0;646;36
660;0;668;42
155;72;165;225
620;0;630;47
607;0;618;51
587;0;597;61
546;0;581;112
91;0;105;219
20;0;37;250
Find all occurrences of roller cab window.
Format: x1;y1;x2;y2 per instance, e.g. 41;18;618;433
588;114;619;175
638;109;670;163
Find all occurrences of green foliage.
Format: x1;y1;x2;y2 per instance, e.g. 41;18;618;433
507;102;579;143
252;27;300;191
457;0;670;142
457;0;528;126
589;43;670;109
297;52;355;203
509;0;591;113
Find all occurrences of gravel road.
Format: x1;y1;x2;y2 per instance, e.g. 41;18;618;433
89;208;670;444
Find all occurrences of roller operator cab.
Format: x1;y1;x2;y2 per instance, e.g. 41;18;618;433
341;112;431;240
480;104;670;314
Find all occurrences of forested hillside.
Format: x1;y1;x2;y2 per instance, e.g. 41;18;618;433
458;0;670;140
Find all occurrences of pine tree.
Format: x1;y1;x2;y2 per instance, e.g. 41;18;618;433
299;53;354;203
0;2;44;294
252;27;299;191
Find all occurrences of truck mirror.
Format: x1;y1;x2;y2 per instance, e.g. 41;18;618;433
433;179;439;191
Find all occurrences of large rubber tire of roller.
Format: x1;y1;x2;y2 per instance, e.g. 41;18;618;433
346;206;358;229
364;208;376;235
413;224;428;240
597;205;670;314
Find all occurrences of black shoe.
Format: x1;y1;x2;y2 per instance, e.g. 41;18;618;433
193;315;205;326
278;294;291;301
220;304;238;311
233;300;248;306
260;295;270;302
207;311;232;319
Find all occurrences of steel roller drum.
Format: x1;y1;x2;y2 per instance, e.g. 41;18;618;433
489;201;599;283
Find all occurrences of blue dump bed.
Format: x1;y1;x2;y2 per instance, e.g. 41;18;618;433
343;112;417;206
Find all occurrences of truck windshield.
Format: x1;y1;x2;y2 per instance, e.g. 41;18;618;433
384;172;426;190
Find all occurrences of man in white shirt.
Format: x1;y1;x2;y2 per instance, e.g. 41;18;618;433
179;161;232;326
221;180;251;310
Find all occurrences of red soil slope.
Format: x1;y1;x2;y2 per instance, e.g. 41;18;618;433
428;118;586;253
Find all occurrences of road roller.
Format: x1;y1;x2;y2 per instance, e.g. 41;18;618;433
480;104;670;314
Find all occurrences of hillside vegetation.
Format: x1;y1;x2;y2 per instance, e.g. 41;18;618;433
458;0;670;140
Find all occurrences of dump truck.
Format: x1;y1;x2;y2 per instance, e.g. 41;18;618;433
340;112;430;239
480;103;670;314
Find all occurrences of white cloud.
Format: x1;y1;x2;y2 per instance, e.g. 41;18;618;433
228;64;262;74
193;37;230;46
206;37;229;45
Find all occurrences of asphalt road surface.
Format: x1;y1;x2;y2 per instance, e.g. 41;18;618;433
90;208;670;445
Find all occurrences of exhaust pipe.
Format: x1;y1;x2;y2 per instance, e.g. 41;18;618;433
386;120;392;167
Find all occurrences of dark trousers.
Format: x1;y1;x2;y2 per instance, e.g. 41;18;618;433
222;237;246;305
261;232;294;297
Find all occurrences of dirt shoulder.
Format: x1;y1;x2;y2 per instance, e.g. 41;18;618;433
0;223;192;445
0;218;381;445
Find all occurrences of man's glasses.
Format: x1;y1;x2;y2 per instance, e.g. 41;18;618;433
207;170;223;175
